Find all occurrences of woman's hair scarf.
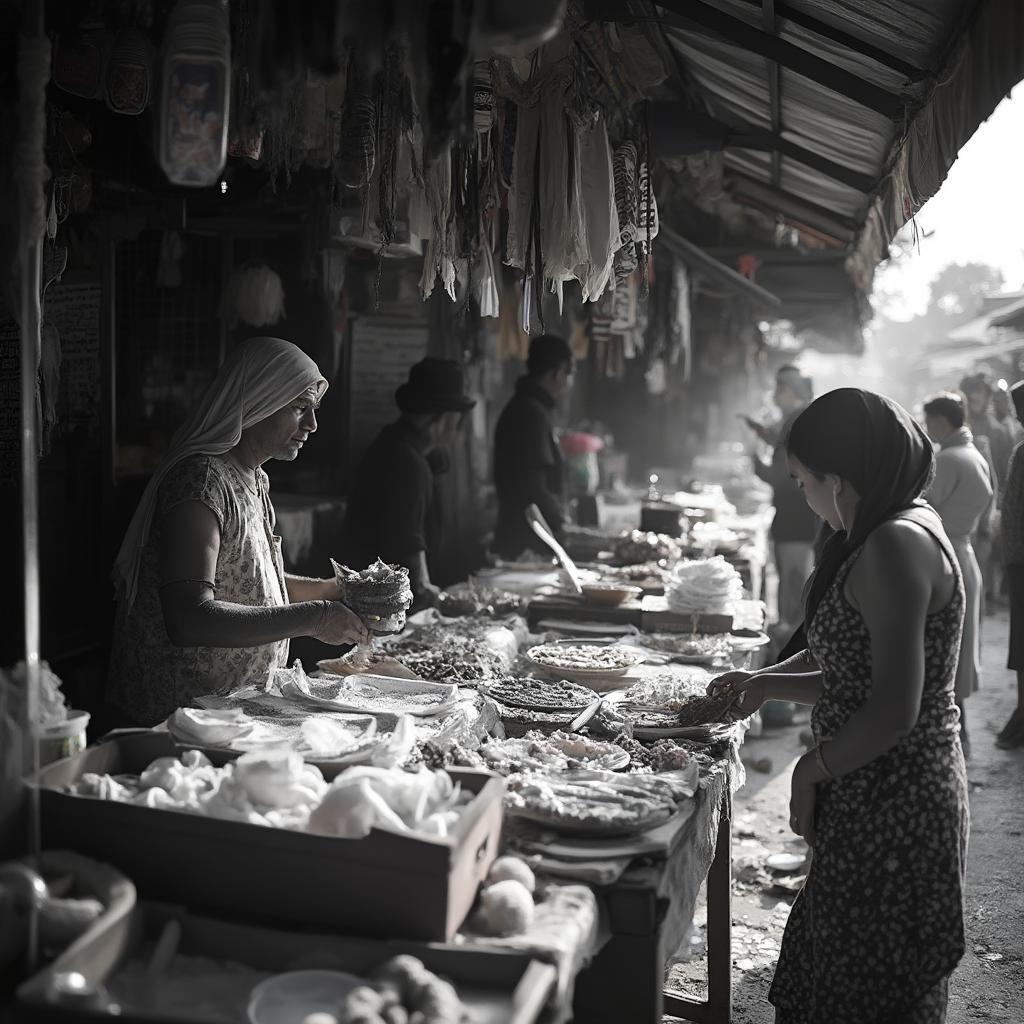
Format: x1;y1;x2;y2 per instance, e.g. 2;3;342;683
113;337;328;607
785;388;935;626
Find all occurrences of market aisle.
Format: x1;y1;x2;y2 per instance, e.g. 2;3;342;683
665;609;1024;1024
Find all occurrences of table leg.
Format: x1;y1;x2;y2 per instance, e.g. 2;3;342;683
662;795;733;1023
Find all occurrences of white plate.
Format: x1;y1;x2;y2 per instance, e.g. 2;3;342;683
526;639;646;681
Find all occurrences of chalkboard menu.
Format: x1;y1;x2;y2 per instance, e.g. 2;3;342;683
348;315;428;455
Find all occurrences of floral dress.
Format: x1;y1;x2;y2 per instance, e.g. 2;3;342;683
769;508;970;1024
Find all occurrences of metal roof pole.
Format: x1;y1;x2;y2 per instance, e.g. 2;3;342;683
762;0;782;189
15;0;49;971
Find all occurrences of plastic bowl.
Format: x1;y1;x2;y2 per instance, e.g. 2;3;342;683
247;970;365;1024
581;583;642;607
36;710;90;766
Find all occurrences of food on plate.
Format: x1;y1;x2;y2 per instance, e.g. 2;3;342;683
616;736;694;773
475;878;535;937
641;633;733;660
275;663;458;717
620;688;737;729
487;854;536;894
504;769;694;836
600;561;667;583
526;642;644;672
612;530;681;565
665;556;743;615
332;558;414;633
477;730;628;774
437;583;524;618
378;634;508;687
620;673;715;708
483;676;597;711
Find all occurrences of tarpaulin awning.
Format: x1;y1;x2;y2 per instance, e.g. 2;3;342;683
632;0;1024;299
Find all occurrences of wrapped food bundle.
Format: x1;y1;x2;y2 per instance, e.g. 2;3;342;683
332;558;414;635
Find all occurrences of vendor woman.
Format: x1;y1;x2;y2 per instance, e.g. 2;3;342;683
108;337;369;726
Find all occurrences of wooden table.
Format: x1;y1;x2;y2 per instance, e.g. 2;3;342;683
571;770;735;1024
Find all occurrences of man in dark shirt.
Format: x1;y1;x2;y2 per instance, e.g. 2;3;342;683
340;357;475;607
746;365;819;630
493;334;573;559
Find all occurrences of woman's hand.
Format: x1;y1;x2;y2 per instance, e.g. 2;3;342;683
789;753;818;845
312;601;370;646
707;670;767;720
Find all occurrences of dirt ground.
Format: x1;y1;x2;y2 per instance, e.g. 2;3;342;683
664;607;1024;1024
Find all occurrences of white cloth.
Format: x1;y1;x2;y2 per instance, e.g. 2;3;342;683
113;337;327;606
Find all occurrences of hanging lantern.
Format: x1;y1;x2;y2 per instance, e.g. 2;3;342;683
158;0;231;187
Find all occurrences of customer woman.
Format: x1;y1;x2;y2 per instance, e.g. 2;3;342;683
108;337;368;726
709;388;968;1023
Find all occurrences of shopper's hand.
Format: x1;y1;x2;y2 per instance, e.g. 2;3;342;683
312;600;370;646
707;669;766;720
789;754;818;845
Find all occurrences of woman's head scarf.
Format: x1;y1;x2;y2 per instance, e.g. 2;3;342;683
113;337;328;606
785;388;935;625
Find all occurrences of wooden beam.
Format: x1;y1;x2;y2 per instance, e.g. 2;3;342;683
646;102;876;193
762;0;782;188
657;0;907;119
730;129;876;193
658;225;782;307
736;0;930;81
726;171;858;241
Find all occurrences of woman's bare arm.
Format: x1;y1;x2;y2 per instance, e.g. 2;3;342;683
159;501;367;647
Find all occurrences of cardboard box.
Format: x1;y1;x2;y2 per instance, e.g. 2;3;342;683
38;732;504;941
18;900;556;1024
639;596;734;634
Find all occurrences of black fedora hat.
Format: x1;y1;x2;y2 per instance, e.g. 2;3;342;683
395;357;477;415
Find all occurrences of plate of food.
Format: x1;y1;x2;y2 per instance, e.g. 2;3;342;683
478;731;629;774
526;640;646;681
640;633;734;664
281;671;460;717
503;768;695;836
482;676;598;712
618;691;738;738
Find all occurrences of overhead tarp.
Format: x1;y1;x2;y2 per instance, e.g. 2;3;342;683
654;0;1024;295
848;0;1024;288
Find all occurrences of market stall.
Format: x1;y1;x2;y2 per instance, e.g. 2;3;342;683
4;533;768;1023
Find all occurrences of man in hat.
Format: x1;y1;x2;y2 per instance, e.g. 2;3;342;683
493;334;574;559
339;357;475;608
